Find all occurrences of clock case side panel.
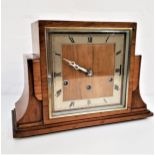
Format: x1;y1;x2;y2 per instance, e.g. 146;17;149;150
127;25;152;112
131;56;150;110
12;54;43;138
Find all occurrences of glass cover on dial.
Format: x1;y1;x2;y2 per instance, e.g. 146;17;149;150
46;28;130;118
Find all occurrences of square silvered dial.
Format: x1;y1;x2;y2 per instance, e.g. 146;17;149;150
46;28;130;118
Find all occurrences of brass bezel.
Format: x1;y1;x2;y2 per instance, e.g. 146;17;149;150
45;27;133;119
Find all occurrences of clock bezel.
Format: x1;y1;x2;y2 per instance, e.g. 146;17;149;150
38;21;135;125
45;28;131;118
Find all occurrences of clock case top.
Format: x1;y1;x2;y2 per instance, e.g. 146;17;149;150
12;20;153;138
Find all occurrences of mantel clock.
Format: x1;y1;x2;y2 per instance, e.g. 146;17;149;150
12;21;153;138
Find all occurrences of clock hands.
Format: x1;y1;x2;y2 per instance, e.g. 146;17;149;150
63;58;93;77
63;58;80;70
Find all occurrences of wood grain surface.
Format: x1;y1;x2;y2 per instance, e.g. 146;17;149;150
62;44;115;100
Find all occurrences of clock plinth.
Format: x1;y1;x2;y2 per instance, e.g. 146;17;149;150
12;21;153;138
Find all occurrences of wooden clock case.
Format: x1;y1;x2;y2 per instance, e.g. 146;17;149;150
12;21;153;138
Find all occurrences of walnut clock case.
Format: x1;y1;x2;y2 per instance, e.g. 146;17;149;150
12;21;153;138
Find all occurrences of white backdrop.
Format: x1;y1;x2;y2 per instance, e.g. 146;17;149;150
1;0;154;154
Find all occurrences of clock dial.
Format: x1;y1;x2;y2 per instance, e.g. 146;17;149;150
46;29;130;118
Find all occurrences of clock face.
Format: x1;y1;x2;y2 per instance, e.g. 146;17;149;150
46;28;130;118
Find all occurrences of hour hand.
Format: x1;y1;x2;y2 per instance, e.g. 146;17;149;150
77;66;93;77
63;58;93;77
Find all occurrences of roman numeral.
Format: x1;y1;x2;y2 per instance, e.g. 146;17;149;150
69;101;74;107
114;85;119;91
115;68;120;72
116;50;121;55
109;78;113;82
115;65;122;75
88;36;92;43
104;98;107;103
55;53;61;56
54;72;61;77
56;89;61;97
69;35;75;43
105;34;110;42
87;100;91;105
